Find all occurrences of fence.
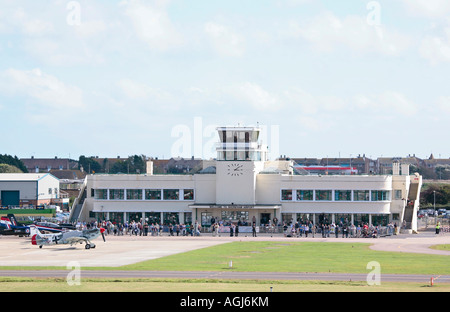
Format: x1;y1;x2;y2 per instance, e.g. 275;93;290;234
418;217;450;229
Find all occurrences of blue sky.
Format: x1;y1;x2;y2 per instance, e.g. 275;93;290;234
0;0;449;161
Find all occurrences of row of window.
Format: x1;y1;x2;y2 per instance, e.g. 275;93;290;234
93;189;195;201
281;189;391;202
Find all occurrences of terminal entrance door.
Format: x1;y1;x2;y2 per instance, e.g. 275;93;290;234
318;213;332;225
128;212;142;223
260;213;271;225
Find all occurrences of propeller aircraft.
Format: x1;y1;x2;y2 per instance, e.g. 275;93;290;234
30;225;106;249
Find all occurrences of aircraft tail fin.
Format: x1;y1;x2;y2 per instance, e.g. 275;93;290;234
30;225;46;246
7;214;19;226
29;225;42;237
0;216;12;229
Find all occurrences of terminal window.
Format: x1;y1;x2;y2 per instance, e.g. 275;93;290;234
335;190;352;201
126;189;142;200
109;189;124;200
296;190;313;201
94;189;108;200
145;189;162;200
371;190;390;201
281;190;293;201
353;190;370;201
184;189;194;200
163;189;179;200
315;190;332;201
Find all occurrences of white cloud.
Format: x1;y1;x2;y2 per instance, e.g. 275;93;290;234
398;0;450;19
230;82;279;111
120;0;184;51
0;7;54;36
297;115;332;132
73;20;108;38
283;87;347;115
352;91;417;116
419;23;450;64
117;78;174;103
275;0;312;7
287;11;411;56
437;96;450;112
204;22;245;57
0;68;84;110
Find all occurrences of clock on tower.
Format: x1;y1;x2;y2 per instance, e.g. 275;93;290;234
227;163;244;176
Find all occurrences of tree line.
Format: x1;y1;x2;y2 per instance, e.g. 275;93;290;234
78;155;147;174
0;154;28;173
420;183;450;208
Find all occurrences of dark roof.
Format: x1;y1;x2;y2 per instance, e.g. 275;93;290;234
49;169;87;180
21;158;78;170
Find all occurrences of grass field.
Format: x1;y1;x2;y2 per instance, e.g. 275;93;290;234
116;241;450;275
1;242;449;275
0;277;449;292
430;244;450;251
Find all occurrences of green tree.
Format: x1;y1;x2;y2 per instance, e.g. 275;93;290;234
435;165;450;180
0;164;23;173
110;155;146;174
78;156;102;174
0;154;28;173
421;184;450;206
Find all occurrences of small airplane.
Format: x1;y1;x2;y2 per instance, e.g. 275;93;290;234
30;225;106;249
33;220;76;233
0;215;30;237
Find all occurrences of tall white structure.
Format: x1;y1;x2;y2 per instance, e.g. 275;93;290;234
77;125;422;232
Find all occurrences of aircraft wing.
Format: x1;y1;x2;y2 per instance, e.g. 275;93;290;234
64;237;88;244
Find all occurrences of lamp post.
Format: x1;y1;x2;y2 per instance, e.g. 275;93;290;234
433;190;437;225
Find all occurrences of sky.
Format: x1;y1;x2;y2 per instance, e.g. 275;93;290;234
0;0;449;161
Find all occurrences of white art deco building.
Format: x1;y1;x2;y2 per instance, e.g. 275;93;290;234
75;126;422;232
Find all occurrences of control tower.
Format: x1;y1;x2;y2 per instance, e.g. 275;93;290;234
215;126;268;205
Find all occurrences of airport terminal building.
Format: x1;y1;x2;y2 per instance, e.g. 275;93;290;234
77;126;422;232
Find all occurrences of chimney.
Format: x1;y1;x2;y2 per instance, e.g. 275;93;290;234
146;160;154;175
401;164;410;176
392;161;400;176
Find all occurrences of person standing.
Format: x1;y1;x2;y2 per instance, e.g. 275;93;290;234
186;223;191;236
252;222;257;237
436;221;441;235
214;223;219;237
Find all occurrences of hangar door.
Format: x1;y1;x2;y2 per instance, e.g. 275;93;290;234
1;191;20;207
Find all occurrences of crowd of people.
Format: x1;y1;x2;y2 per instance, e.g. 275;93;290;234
76;220;203;237
280;221;397;238
75;218;396;239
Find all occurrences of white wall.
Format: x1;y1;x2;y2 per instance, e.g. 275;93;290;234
37;174;60;200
